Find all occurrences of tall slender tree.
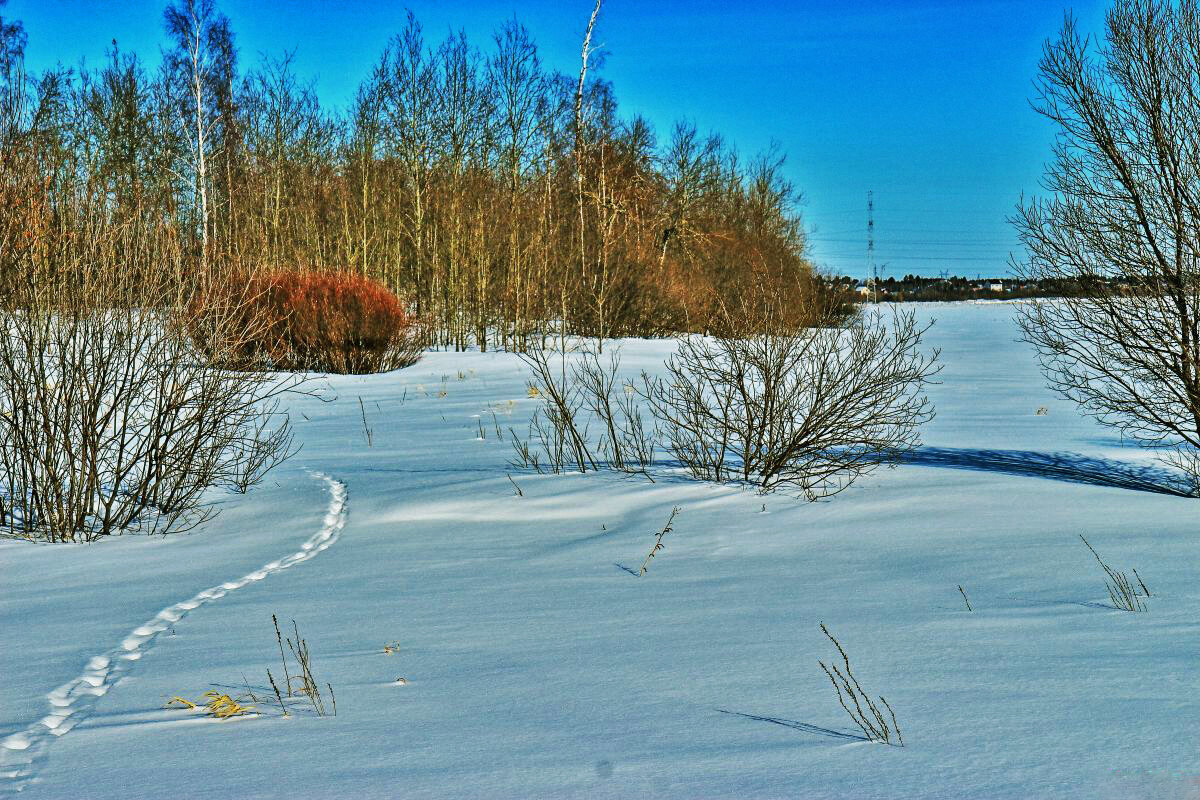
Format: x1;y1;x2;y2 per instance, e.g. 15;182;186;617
163;0;235;269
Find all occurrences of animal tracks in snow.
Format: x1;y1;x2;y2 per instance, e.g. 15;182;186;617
0;473;348;793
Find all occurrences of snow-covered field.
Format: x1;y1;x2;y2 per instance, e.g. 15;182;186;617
3;302;1199;799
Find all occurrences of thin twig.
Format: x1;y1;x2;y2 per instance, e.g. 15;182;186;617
639;507;679;576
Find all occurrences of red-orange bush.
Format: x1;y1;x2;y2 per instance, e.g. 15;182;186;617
189;270;423;373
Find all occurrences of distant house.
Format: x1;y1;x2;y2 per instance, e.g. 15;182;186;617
988;281;1005;292
855;283;871;296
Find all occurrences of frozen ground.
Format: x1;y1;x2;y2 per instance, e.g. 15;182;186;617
2;302;1199;799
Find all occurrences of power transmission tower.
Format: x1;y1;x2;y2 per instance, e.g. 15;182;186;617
866;190;876;303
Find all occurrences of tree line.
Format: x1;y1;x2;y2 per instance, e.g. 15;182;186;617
830;274;1116;302
0;0;831;350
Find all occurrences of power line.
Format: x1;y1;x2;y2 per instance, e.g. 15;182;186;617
867;190;878;302
810;236;1015;246
814;223;1015;232
818;254;1012;263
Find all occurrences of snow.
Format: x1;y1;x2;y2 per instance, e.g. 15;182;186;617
3;302;1199;799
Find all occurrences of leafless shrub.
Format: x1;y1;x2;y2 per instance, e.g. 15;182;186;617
514;339;596;473
1079;535;1149;612
188;270;425;374
525;407;572;473
509;430;543;473
220;409;297;495
642;307;940;498
818;624;903;746
0;265;301;542
513;340;663;478
576;349;659;476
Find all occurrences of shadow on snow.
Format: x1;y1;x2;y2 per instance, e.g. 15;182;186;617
898;446;1194;497
716;708;868;743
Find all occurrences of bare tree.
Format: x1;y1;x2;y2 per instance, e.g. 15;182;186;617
345;71;383;276
240;50;336;269
1015;1;1200;488
0;0;27;152
432;29;489;349
376;12;438;318
658;121;722;268
574;0;602;348
0;0;24;91
490;18;544;347
163;0;233;270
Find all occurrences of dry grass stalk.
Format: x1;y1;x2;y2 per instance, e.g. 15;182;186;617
167;691;256;719
267;668;289;717
1080;535;1148;612
818;623;903;746
273;614;293;699
284;619;334;717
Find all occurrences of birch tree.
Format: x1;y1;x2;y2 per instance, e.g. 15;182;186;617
164;0;234;269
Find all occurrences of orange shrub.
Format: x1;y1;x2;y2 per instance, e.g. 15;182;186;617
189;270;422;374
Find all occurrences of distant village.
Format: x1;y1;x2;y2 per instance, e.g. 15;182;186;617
833;274;1096;302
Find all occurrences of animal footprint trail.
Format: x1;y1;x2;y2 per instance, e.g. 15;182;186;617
0;473;348;793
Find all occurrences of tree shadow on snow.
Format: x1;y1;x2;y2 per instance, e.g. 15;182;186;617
898;446;1194;497
716;709;868;743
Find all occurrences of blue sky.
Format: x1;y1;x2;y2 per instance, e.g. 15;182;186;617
8;0;1110;279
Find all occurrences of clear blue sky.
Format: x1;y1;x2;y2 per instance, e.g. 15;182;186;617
8;0;1110;279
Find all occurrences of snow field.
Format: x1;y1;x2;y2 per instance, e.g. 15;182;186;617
2;303;1199;799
